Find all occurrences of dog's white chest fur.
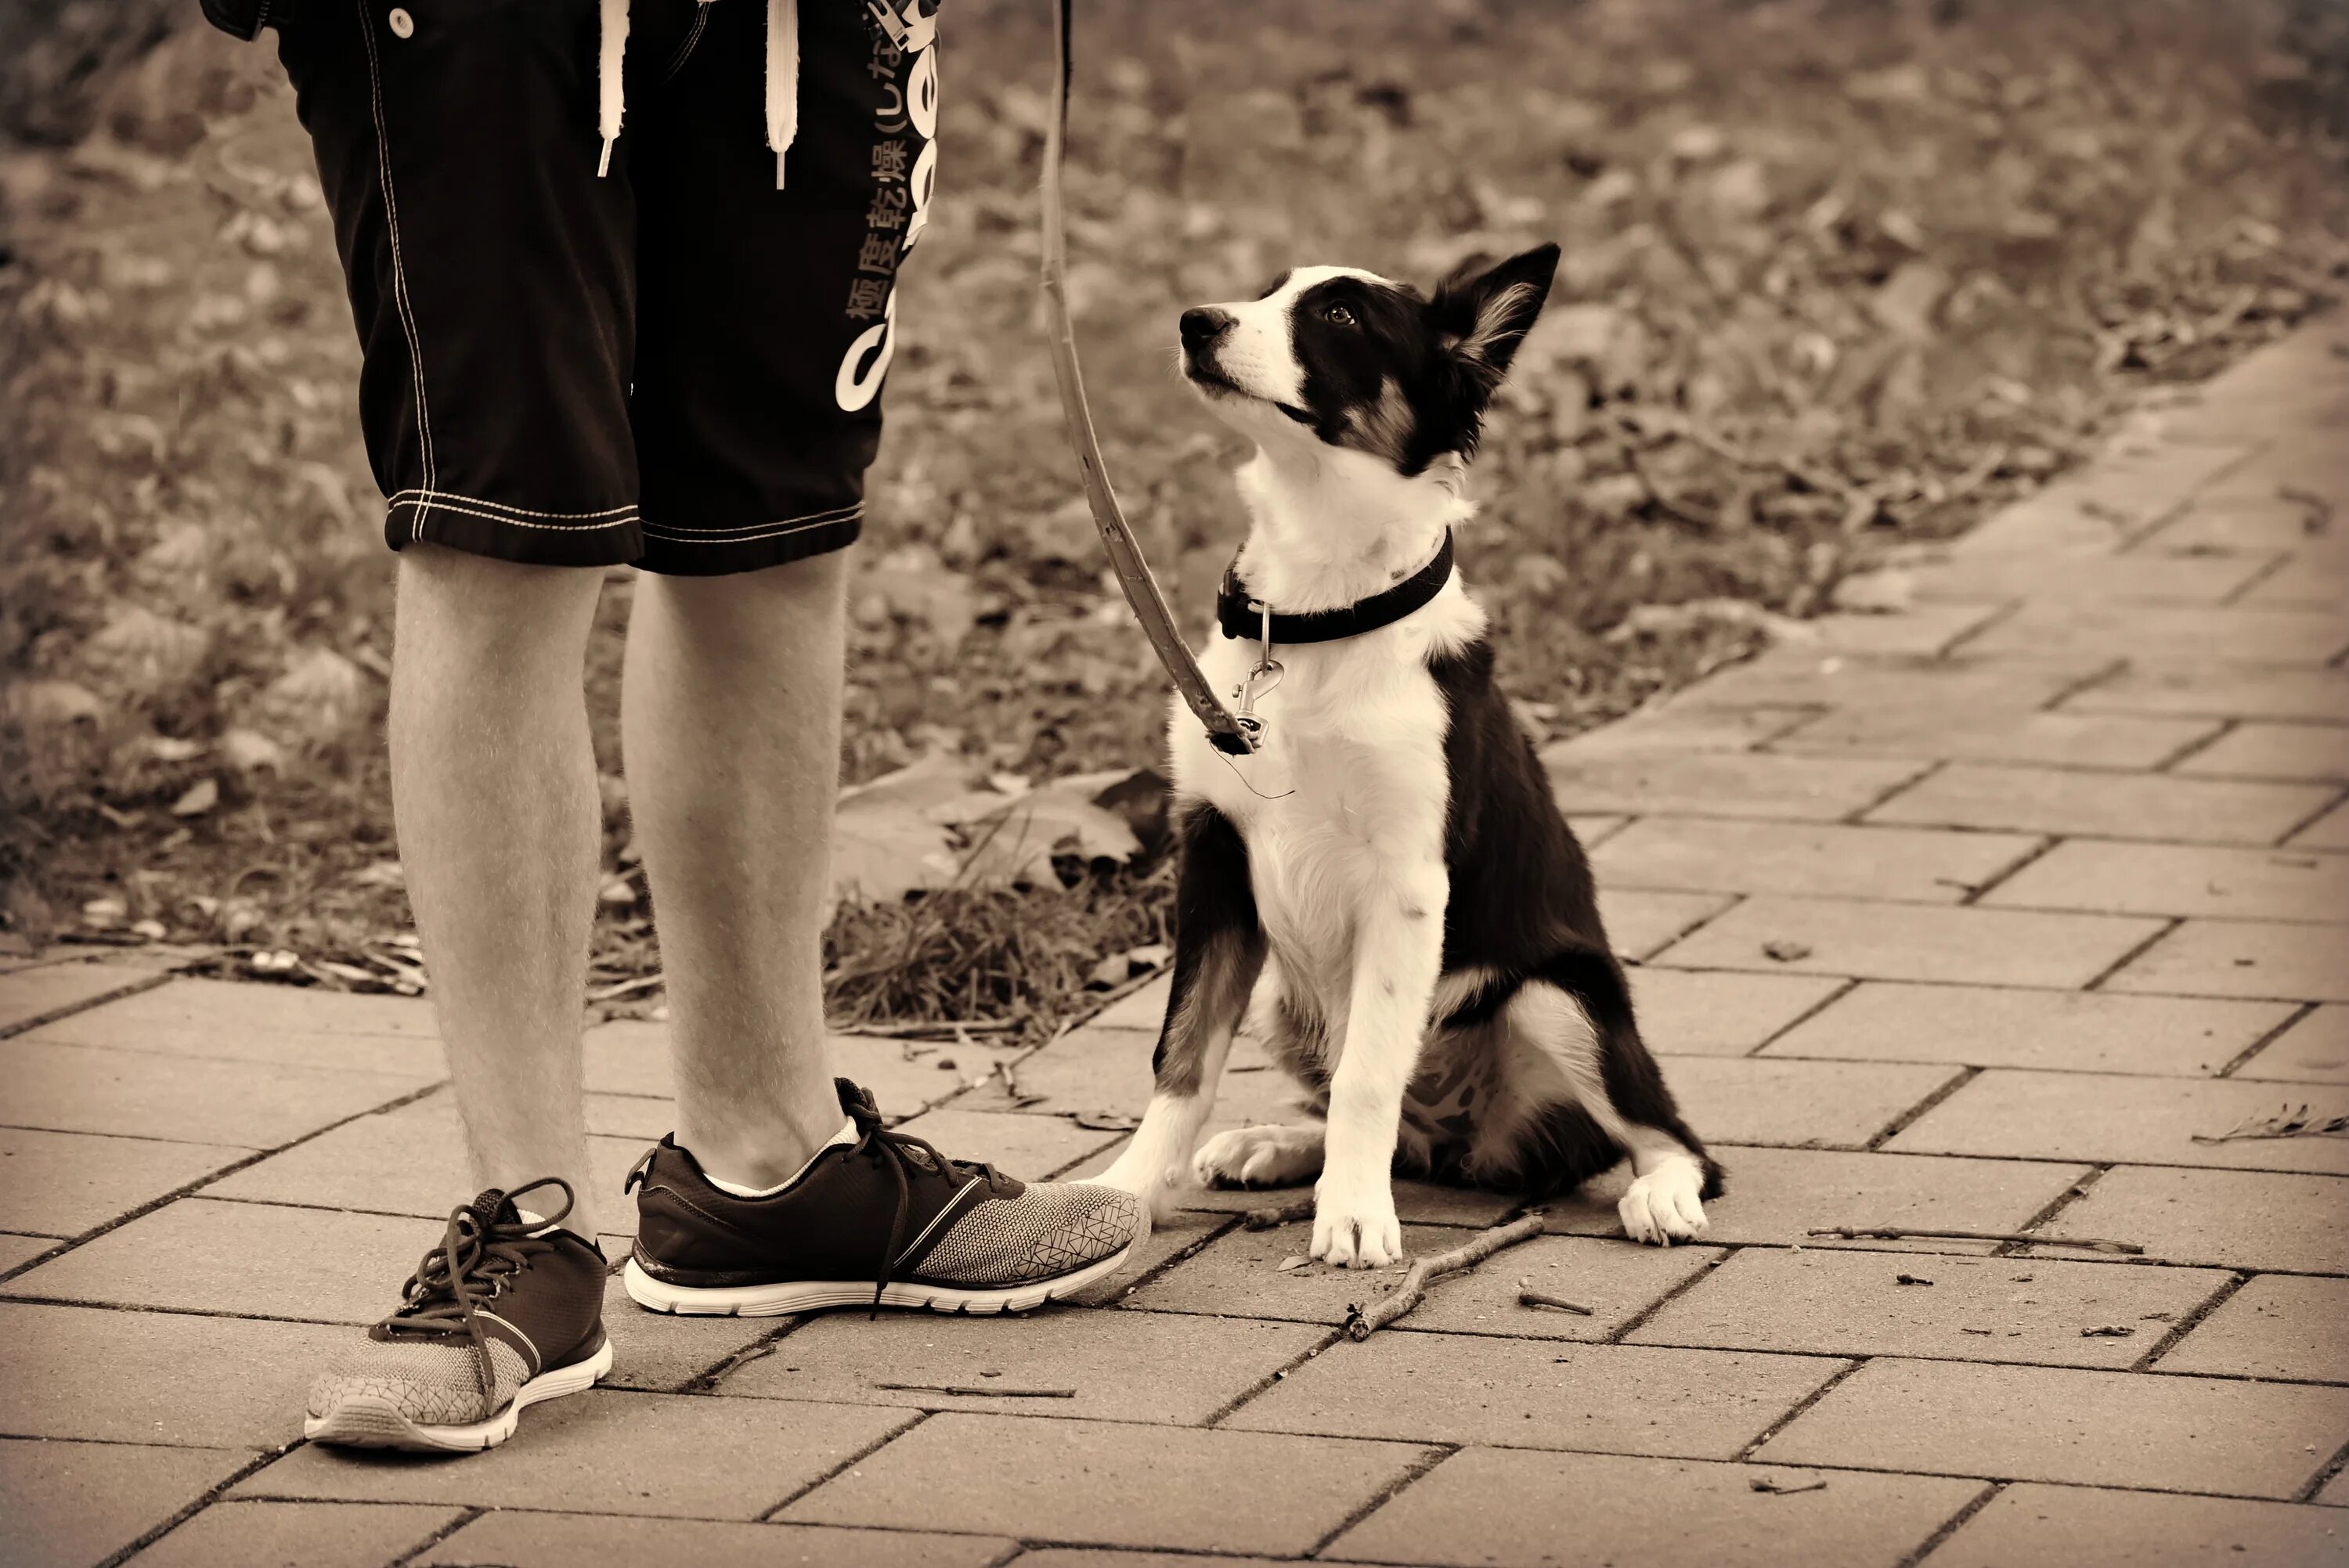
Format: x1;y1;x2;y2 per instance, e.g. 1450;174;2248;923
1168;584;1481;1025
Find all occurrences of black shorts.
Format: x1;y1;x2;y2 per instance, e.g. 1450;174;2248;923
276;0;938;574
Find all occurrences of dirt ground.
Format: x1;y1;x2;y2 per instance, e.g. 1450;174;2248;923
2;0;2343;1033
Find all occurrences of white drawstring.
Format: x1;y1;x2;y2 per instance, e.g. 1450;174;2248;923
767;0;799;189
595;0;630;177
595;0;812;184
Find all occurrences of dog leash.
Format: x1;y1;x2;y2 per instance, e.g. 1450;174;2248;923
1039;0;1262;757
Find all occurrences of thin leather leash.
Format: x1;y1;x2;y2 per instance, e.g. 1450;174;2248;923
1040;0;1262;756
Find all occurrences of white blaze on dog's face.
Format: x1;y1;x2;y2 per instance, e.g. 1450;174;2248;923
1177;244;1561;477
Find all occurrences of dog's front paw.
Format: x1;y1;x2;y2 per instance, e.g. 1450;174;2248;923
1619;1162;1709;1246
1311;1177;1402;1269
1195;1124;1323;1189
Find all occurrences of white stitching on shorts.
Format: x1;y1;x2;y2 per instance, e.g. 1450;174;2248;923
392;496;640;533
388;489;639;522
357;0;435;492
637;503;864;543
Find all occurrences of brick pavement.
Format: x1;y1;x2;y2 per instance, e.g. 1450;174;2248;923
5;319;2348;1566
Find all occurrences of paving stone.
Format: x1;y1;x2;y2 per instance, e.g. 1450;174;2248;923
1662;1056;1958;1148
1630;968;1846;1057
2032;1166;2349;1272
2106;919;2349;1003
0;1302;348;1447
2321;1468;2349;1507
1545;705;1818;756
597;1274;783;1394
1628;1248;2228;1368
2178;723;2349;782
0;1126;253;1237
2156;1275;2349;1383
0;1438;252;1568
583;1091;677;1140
1329;1447;1983;1568
1960;602;2349;664
1914;550;2272;604
0;1235;54;1273
1122;1222;1485;1326
2151;499;2349;553
780;1411;1427;1555
1653;896;2163;989
1958;441;2251;552
2242;555;2349;609
1754;1359;2349;1497
1223;1332;1839;1458
887;1108;1128;1179
1925;1482;2349;1568
202;1094;643;1225
1775;706;2219;770
1006;1555;1322;1568
1543;748;1925;822
728;1303;1324;1423
127;1500;464;1568
0;1040;436;1148
0;962;164;1033
8;1198;432;1323
1593;818;2037;903
2292;801;2349;851
1089;975;1172;1032
1542;1145;2093;1255
1801;604;2004;656
1598;889;1734;960
414;1512;1012;1568
1764;982;2290;1077
582;1021;1015;1115
2236;1006;2349;1083
243;1391;913;1518
1983;841;2349;921
1680;649;2096;715
1866;763;2336;846
2065;665;2349;723
1889;1071;2349;1174
1379;1234;1723;1342
27;978;442;1076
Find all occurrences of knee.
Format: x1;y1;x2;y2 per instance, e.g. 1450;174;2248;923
394;544;604;665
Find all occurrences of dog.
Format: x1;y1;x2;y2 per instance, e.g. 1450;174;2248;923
1090;243;1723;1266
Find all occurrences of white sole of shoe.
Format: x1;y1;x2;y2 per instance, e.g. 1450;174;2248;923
621;1242;1139;1317
302;1337;615;1453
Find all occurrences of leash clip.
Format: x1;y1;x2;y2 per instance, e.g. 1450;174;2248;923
1236;600;1283;729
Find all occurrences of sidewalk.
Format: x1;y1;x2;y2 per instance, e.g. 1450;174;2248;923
5;316;2347;1568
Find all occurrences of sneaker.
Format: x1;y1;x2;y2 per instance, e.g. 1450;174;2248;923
622;1078;1146;1316
305;1178;612;1452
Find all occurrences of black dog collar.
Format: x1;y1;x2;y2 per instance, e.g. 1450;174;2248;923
1216;531;1456;647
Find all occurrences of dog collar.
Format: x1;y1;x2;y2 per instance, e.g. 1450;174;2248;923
1216;531;1456;647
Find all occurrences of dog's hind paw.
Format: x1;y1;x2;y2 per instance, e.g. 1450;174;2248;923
1195;1124;1324;1189
1619;1162;1709;1246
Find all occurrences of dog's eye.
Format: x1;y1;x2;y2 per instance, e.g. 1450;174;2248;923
1322;304;1356;328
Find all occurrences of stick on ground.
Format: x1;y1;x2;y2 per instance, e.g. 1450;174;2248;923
1807;1224;2143;1256
1518;1288;1594;1316
1344;1213;1547;1340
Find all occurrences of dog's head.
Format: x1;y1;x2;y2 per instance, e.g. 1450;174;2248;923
1178;243;1559;477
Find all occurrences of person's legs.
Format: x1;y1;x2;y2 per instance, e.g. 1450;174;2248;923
392;545;608;1235
622;553;853;1189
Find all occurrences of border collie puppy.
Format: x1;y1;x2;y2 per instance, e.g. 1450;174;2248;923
1091;245;1722;1265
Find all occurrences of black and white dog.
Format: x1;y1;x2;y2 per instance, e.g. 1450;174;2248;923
1092;245;1722;1266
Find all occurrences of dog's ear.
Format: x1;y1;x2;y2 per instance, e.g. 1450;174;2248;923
1432;243;1560;398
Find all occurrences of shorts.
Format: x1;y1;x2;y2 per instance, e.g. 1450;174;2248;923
276;0;939;575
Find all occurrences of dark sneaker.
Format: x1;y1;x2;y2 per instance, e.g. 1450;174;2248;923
305;1178;611;1452
622;1078;1146;1316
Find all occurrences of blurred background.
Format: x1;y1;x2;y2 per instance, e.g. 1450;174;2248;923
2;0;2344;1039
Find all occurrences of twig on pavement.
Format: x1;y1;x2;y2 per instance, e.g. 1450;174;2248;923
1344;1213;1547;1341
1807;1225;2143;1256
1518;1288;1594;1316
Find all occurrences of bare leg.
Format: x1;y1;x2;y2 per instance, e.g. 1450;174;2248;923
622;553;852;1189
392;545;606;1237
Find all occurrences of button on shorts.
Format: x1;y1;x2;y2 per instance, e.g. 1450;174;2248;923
276;0;940;573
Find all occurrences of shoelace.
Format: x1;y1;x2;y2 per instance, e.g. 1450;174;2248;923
839;1081;1011;1313
380;1176;577;1413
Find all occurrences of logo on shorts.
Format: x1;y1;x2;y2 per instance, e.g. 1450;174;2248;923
835;7;937;413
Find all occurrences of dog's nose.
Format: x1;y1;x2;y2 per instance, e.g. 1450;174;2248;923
1179;308;1232;351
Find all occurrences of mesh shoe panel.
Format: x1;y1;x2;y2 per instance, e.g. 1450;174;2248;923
307;1336;528;1427
911;1183;1143;1285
